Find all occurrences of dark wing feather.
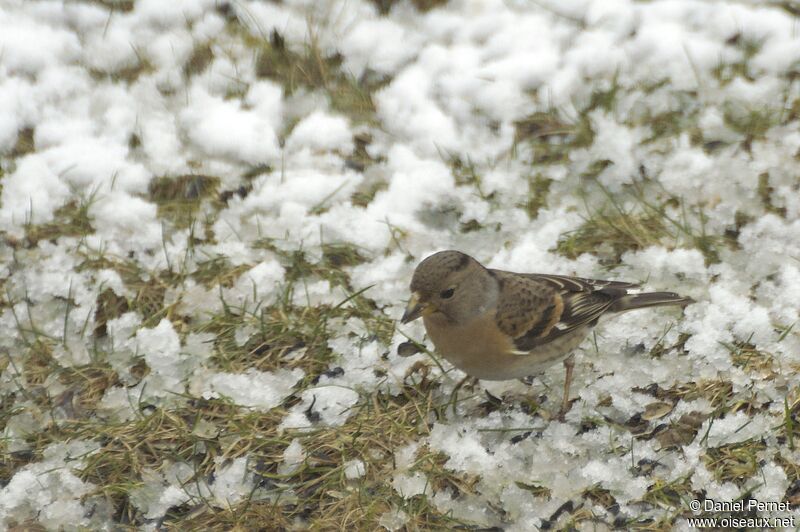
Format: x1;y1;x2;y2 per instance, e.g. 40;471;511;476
491;270;635;353
491;270;560;339
517;272;639;293
513;290;618;351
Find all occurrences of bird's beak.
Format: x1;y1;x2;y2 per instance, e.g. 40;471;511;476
401;292;429;324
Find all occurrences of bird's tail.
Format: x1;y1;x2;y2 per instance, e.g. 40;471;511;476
610;292;694;313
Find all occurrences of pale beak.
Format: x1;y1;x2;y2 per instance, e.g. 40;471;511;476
401;292;429;324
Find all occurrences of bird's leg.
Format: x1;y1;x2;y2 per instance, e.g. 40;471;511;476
558;354;575;420
450;375;478;415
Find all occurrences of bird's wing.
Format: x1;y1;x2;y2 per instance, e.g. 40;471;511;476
491;270;562;340
491;270;631;353
518;272;640;293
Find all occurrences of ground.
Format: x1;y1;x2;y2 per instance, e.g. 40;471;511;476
1;0;799;530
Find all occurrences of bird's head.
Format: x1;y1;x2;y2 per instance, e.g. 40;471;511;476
401;250;497;325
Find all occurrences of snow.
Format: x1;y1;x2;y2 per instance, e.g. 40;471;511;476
227;259;286;305
129;456;259;520
344;458;366;479
209;457;255;508
378;507;410;531
198;368;304;411
180;85;283;165
0;11;80;75
1;0;800;528
340;18;421;76
287;111;353;154
279;439;306;476
622;247;709;283
392;471;429;498
429;423;495;475
701;410;774;447
391;441;429;497
136;483;191;521
0;441;102;529
375;67;461;154
0;155;70;227
279;385;361;430
576;110;641;191
136;318;189;396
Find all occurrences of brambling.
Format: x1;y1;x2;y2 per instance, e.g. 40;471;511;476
401;250;693;416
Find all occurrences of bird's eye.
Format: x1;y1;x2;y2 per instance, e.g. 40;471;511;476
440;288;455;299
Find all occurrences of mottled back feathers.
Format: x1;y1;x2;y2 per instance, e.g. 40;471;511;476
491;270;691;353
492;270;561;338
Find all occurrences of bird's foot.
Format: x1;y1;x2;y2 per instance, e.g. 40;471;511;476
557;398;575;421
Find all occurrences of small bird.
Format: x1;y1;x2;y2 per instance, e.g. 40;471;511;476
401;250;693;416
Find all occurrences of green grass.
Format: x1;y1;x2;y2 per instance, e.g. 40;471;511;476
23;195;96;247
513;109;595;165
148;174;222;231
368;0;449;15
555;183;734;265
248;28;385;129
